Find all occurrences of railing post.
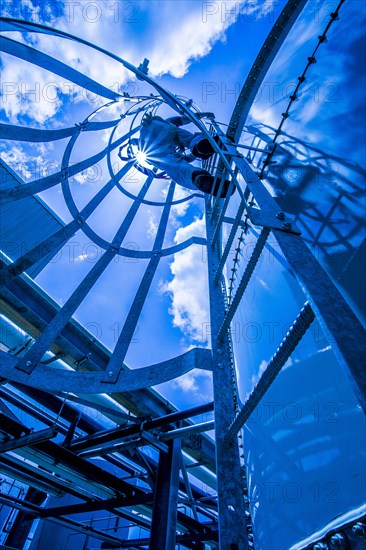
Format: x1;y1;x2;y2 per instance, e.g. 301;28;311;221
149;438;181;550
205;199;248;550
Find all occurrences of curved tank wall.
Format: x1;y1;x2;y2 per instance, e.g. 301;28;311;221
224;216;366;548
224;0;366;545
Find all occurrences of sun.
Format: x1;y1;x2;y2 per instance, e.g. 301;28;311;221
135;150;149;167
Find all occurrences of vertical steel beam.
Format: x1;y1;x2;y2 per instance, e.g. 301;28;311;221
214;197;247;285
205;199;248;550
5;486;47;549
149;438;181;550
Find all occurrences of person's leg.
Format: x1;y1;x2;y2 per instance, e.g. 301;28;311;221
175;128;196;149
189;134;216;159
174;129;216;160
150;154;236;198
190;133;237;159
153;155;198;190
192;170;236;198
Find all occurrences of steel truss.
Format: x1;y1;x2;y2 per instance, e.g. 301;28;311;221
0;1;365;549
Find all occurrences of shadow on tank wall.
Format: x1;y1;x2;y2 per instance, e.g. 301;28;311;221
245;124;366;325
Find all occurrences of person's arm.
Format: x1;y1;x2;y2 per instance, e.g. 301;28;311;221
166;115;192;127
183;152;196;163
166;112;215;127
141;113;169;127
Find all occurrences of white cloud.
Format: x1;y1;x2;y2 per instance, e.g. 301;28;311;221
250;359;267;390
169;185;193;221
0;145;44;181
74;253;89;263
146;209;158;239
1;57;64;124
170;369;213;401
173;372;199;392
147;0;274;78
0;0;274;129
161;215;210;344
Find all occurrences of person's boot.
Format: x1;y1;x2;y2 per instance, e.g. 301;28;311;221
192;170;236;198
192;134;236;159
191;138;215;160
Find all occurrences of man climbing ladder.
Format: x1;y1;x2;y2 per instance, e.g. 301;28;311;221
138;111;236;197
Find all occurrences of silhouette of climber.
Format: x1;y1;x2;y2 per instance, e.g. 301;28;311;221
138;112;235;197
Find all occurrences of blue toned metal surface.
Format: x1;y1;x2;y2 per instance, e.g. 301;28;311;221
0;160;68;278
215;133;366;413
242;349;366;550
0;348;212;394
227;0;309;141
0;35;121;101
206;199;249;550
226;302;315;441
1;5;364;548
149;439;181;550
223;174;365;549
210;3;366;541
0;119;121;142
222;170;366;547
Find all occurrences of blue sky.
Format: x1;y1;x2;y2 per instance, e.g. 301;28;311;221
0;0;365;412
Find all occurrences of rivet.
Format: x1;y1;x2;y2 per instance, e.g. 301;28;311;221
25;361;32;367
352;522;366;539
329;533;348;549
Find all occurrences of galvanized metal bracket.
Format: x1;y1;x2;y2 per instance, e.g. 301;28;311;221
141;430;169;454
247;206;302;235
0;348;212;394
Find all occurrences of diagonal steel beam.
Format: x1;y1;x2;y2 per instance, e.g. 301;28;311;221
0;426;58;453
225;302;315;441
40;493;154;518
104;181;175;383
